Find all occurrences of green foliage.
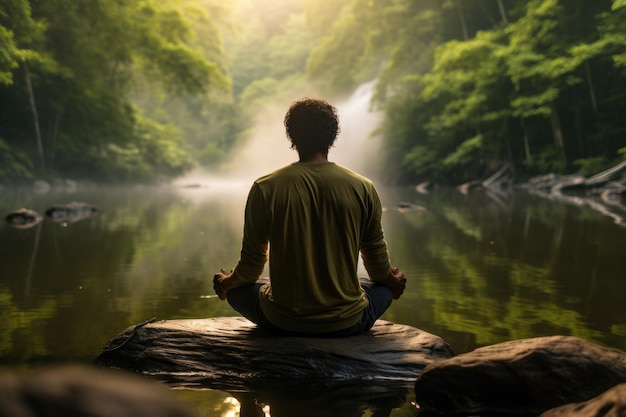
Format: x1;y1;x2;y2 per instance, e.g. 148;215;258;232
0;0;51;84
0;138;32;180
523;146;567;175
47;109;194;181
306;9;369;93
443;135;483;168
572;0;626;71
573;157;611;176
404;146;438;178
0;25;16;84
226;1;316;95
239;77;280;106
198;141;226;165
1;0;625;184
106;119;193;180
510;88;558;118
266;14;317;80
371;0;626;183
132;114;194;178
104;112;194;180
134;2;227;94
0;0;228;183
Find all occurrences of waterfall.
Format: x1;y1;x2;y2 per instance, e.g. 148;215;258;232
333;81;382;178
224;82;382;181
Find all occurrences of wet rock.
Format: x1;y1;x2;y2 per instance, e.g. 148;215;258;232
414;336;626;416
45;201;99;223
540;383;626;417
415;182;431;194
5;208;43;229
396;202;426;213
94;317;454;391
0;364;199;417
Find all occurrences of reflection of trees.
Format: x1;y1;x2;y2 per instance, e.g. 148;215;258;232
0;186;249;364
109;187;248;323
423;250;603;347
0;286;58;362
381;186;626;352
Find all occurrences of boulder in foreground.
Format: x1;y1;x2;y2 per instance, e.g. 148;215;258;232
414;335;626;416
0;365;199;417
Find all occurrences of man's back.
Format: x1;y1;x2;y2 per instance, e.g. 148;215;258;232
243;162;390;333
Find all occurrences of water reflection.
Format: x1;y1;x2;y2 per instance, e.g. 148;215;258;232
1;183;625;415
378;186;626;353
173;382;409;417
0;185;248;364
236;385;407;417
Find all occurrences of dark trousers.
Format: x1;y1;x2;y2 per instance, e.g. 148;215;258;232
226;281;393;337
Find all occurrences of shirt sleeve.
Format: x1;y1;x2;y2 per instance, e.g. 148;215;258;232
232;183;269;283
360;184;391;282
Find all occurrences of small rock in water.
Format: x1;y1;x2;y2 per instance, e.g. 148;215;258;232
45;201;99;223
5;208;43;229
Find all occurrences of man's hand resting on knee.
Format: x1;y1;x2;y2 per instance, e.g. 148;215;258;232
381;267;407;299
213;269;250;300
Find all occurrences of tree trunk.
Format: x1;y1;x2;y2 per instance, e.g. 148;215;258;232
549;104;567;163
584;61;598;113
497;0;508;24
521;118;532;161
585;160;626;186
47;109;62;168
482;163;510;189
522;162;626;224
23;62;45;173
455;0;469;41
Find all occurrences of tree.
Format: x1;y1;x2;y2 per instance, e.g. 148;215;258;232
501;0;624;174
422;31;513;179
0;0;228;182
0;0;55;176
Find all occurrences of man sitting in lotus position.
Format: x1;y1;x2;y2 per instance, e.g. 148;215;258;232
213;98;406;337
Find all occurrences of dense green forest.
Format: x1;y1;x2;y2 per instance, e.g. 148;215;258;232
1;0;625;184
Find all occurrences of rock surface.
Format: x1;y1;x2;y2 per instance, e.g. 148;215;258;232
0;364;199;417
45;201;99;223
5;208;42;229
539;383;626;417
94;317;454;391
413;335;626;416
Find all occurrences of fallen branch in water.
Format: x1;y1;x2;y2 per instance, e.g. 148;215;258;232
521;161;626;224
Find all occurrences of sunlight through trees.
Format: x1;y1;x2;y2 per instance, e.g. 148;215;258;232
1;0;625;184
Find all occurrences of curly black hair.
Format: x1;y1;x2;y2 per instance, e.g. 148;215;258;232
284;98;340;157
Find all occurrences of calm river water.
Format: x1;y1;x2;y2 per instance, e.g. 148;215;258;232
1;180;625;416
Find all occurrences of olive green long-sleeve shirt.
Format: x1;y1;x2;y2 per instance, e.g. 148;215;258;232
232;162;391;333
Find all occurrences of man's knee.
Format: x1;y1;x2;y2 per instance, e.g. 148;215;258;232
365;284;393;317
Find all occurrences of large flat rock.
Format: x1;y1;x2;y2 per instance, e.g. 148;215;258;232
94;317;454;391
